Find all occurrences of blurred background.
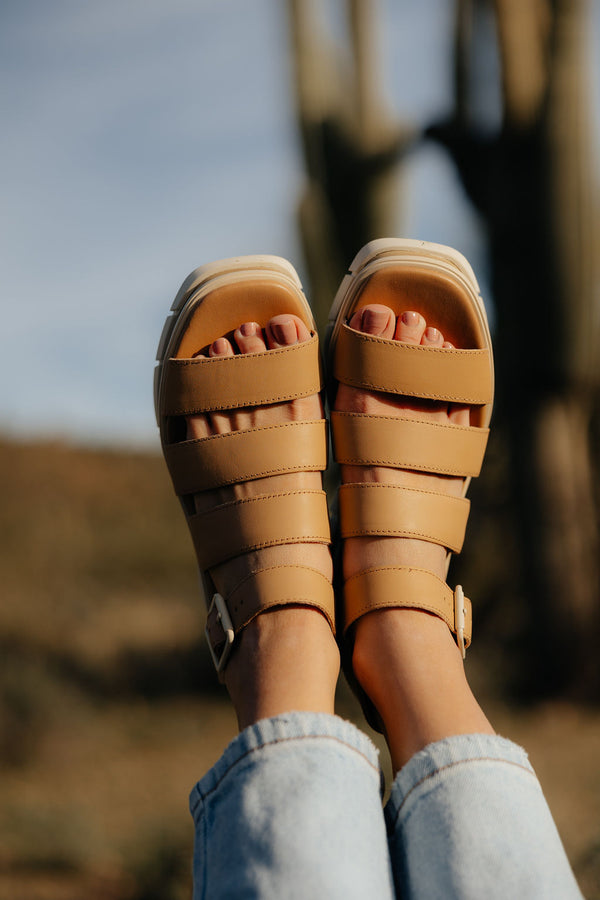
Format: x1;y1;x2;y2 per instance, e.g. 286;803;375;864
1;1;599;897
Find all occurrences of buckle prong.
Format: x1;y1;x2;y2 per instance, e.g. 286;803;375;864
454;584;466;659
206;592;235;674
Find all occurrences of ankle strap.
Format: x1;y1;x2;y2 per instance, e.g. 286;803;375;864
205;566;336;675
343;566;472;657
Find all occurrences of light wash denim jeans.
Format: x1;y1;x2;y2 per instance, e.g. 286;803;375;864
189;713;583;899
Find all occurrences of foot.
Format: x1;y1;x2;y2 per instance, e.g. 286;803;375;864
187;315;338;730
336;304;494;770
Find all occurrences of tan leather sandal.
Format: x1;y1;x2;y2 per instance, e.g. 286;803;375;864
327;239;494;729
155;255;335;676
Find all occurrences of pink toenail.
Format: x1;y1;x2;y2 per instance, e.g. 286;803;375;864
240;322;259;337
401;311;421;327
212;338;230;354
361;307;393;333
425;327;440;342
272;320;297;344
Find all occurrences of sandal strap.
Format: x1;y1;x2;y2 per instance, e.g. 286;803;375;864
331;411;489;477
334;324;493;404
339;483;470;553
205;564;336;671
162;334;322;415
344;566;472;650
165;419;328;494
189;489;331;570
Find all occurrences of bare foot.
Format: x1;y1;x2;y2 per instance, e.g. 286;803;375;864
336;304;494;771
187;315;338;730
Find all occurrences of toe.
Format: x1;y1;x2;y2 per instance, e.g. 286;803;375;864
449;404;470;426
421;326;444;347
441;340;470;425
394;310;426;344
234;321;267;354
187;335;233;440
265;314;311;349
349;304;395;338
209;337;234;358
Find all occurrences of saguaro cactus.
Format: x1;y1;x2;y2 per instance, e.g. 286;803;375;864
430;0;599;694
287;0;410;334
288;0;600;695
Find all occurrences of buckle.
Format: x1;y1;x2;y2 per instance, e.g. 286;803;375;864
454;584;466;659
205;592;235;674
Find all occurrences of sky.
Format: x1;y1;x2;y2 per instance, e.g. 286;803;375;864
1;0;598;448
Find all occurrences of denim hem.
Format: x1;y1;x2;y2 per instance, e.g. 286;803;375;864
385;733;534;833
190;711;381;819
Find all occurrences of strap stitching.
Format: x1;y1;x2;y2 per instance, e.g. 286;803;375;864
344;565;450;587
225;564;333;610
168;419;326;449
335;458;475;474
333;411;489;434
205;566;335;639
340;483;470;501
169;334;318;366
343;567;472;632
165;338;321;413
179;464;324;490
336;380;489;403
190;489;328;518
167;388;318;414
342;325;488;356
341;527;461;545
348;596;456;622
202;536;330;558
335;327;493;400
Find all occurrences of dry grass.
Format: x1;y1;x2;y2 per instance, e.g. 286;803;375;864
0;436;598;898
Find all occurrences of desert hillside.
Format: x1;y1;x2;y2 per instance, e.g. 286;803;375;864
0;437;598;899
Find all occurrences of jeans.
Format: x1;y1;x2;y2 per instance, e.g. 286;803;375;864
189;713;583;899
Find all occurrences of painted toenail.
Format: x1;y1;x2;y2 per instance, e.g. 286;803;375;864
362;307;392;333
240;322;260;337
272;320;297;344
212;338;230;354
425;327;440;342
401;311;421;327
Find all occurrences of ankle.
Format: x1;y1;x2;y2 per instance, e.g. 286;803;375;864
352;608;457;702
352;609;494;771
225;607;340;730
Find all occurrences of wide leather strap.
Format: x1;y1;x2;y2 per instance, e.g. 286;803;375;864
162;334;322;415
165;419;328;494
331;410;489;477
343;566;472;648
339;482;470;553
205;564;336;660
189;489;331;570
334;324;493;404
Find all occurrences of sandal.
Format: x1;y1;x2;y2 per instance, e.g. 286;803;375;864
155;255;335;676
327;238;494;730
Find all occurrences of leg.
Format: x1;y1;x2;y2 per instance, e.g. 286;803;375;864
384;733;583;899
157;260;394;898
335;300;494;770
336;300;583;899
190;713;393;900
187;318;393;899
185;313;340;726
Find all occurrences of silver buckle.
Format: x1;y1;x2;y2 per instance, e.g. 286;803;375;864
454;584;466;659
205;592;235;674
